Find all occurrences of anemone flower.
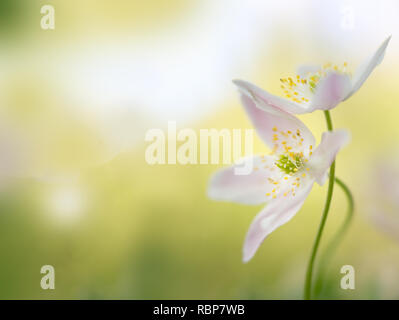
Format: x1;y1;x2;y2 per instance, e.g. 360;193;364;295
233;36;390;115
208;93;349;262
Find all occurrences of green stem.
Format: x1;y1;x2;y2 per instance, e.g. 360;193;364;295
303;110;335;300
313;177;354;298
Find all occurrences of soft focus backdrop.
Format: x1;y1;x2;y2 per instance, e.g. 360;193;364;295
0;0;399;299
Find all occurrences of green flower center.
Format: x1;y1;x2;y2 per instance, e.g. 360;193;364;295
275;153;303;175
279;62;351;101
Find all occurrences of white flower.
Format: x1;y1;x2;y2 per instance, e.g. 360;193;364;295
233;37;390;114
208;92;350;262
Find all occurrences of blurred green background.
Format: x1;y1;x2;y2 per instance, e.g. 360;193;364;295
0;0;398;299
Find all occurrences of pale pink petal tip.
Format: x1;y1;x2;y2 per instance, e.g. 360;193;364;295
242;181;314;262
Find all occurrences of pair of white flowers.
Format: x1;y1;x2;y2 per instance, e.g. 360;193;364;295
208;37;391;263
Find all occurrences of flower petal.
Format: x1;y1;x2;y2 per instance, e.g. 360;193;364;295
239;93;315;155
344;36;391;100
310;71;352;111
243;179;314;262
208;155;283;205
233;79;310;114
307;130;350;185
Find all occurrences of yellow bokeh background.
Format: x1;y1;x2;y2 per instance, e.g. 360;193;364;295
0;0;398;299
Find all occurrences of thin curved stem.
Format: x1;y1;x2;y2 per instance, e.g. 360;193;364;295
303;110;335;300
313;177;354;298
